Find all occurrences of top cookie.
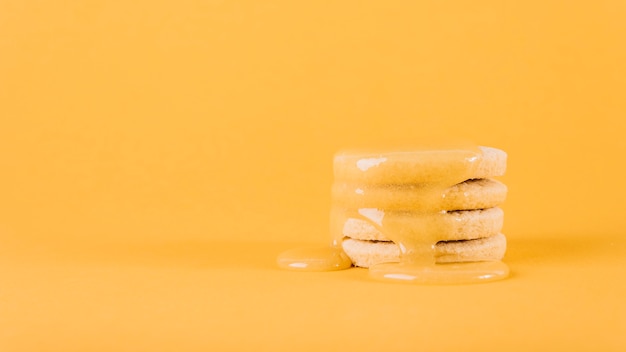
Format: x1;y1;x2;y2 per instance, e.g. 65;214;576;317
333;146;507;185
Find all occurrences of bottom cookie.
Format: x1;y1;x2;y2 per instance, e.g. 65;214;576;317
342;233;507;268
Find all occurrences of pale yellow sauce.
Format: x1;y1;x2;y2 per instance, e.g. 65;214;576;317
278;144;508;284
276;246;352;271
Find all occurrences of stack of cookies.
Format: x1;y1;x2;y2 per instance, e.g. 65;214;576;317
332;146;508;268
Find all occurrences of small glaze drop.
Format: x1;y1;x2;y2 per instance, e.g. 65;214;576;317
277;246;352;271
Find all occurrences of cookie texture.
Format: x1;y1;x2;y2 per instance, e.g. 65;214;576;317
342;233;507;268
333;146;507;185
342;207;504;242
332;178;507;211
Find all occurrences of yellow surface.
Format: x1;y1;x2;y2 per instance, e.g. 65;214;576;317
1;0;625;350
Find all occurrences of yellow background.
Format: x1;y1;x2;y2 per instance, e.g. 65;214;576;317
1;1;625;351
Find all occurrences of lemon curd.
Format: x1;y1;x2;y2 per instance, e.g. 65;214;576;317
278;145;508;284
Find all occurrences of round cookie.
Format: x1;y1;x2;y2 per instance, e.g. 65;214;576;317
332;178;507;211
340;207;504;242
342;233;507;268
333;146;506;185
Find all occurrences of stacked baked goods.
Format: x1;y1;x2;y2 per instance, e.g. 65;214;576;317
330;146;508;268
